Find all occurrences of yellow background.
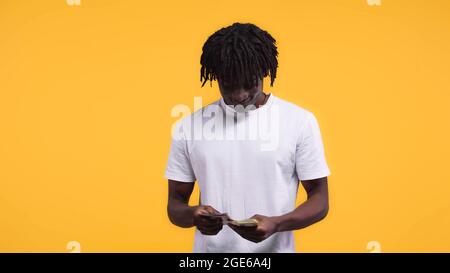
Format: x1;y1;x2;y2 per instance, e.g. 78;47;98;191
1;0;449;252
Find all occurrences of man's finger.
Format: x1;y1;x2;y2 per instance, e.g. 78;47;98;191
239;234;261;243
204;206;220;215
198;216;221;223
199;214;223;221
229;225;258;232
199;224;223;231
201;219;222;225
228;226;264;241
199;227;222;235
199;224;223;232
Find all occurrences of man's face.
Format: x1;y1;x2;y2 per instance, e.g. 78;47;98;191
218;77;264;108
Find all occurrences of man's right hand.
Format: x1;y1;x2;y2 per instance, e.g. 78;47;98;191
192;205;227;235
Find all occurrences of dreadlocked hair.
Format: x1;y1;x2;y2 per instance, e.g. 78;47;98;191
200;22;278;89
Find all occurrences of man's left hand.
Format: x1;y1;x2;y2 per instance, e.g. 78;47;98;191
228;214;278;243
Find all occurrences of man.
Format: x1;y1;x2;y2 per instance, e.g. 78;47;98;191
165;22;330;252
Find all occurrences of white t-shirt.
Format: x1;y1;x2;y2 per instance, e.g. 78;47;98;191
164;93;330;253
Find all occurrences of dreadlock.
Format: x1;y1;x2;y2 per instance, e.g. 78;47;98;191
200;22;278;89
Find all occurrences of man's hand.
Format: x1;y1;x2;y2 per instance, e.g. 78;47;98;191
193;205;227;236
228;214;278;243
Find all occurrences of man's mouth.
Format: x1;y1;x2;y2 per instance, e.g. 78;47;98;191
232;96;252;106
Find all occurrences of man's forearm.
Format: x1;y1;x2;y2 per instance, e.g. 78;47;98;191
271;193;329;232
167;199;197;228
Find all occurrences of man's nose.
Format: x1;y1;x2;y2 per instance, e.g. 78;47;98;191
231;89;249;102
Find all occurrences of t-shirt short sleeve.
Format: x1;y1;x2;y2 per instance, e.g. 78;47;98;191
164;121;196;183
295;112;331;181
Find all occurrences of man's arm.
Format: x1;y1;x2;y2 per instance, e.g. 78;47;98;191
228;177;329;243
167;179;226;235
167;179;196;228
272;176;329;232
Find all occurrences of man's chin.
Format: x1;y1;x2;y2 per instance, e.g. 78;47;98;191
236;98;258;107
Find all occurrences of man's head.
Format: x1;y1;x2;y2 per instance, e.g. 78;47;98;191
200;22;278;107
